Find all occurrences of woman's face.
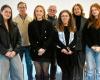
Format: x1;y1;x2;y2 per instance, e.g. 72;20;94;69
74;5;82;16
35;7;44;20
91;6;100;18
1;7;11;20
61;12;70;25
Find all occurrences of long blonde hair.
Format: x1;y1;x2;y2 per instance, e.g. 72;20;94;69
33;5;46;20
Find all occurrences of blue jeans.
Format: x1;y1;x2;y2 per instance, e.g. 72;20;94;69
0;54;23;80
86;46;100;80
22;47;33;80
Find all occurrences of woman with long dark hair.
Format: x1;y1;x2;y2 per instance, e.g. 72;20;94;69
0;5;23;80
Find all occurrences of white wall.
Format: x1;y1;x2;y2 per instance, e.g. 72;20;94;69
0;0;100;18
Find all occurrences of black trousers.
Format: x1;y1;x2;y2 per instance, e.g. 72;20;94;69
50;51;57;79
57;52;74;80
73;51;85;80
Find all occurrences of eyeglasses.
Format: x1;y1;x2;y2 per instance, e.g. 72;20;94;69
18;7;26;9
61;15;69;18
49;9;56;12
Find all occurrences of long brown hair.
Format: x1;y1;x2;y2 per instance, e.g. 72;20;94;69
72;3;84;17
57;10;76;32
88;3;100;29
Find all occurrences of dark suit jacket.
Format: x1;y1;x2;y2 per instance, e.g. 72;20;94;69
75;17;87;51
74;16;87;69
55;27;77;71
28;19;54;62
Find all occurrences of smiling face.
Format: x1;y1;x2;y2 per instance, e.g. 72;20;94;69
1;7;12;21
34;6;45;20
73;5;82;16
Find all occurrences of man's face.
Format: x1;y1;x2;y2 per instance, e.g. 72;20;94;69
17;3;27;15
48;6;57;17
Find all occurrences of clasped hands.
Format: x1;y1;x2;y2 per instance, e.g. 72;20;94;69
38;48;46;56
5;51;16;58
61;47;73;55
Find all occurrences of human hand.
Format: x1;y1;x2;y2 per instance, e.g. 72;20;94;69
38;48;45;56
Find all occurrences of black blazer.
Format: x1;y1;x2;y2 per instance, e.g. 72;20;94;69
55;27;77;68
75;17;87;51
56;27;77;52
28;19;54;62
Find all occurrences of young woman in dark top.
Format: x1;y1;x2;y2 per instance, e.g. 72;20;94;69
55;10;77;80
0;5;23;80
82;3;100;80
28;5;54;80
72;3;87;80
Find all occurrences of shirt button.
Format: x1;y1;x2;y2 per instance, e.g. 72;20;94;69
37;41;39;43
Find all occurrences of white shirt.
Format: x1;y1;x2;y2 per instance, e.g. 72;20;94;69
58;31;66;45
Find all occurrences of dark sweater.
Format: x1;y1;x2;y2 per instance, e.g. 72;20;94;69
47;15;57;27
75;15;81;31
83;23;100;48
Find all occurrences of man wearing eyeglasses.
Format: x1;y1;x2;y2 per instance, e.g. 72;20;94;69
47;5;57;80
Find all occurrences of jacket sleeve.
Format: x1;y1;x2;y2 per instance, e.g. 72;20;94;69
82;22;93;48
28;22;38;48
13;25;22;54
0;44;8;55
0;25;9;54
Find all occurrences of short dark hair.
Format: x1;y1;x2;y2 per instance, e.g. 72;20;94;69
17;1;27;8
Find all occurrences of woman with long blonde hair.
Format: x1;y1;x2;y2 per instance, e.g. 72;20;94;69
28;5;54;80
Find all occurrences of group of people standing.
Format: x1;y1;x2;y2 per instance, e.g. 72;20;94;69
0;1;100;80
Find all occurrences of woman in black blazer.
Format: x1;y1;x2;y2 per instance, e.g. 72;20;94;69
55;10;77;80
28;5;54;80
